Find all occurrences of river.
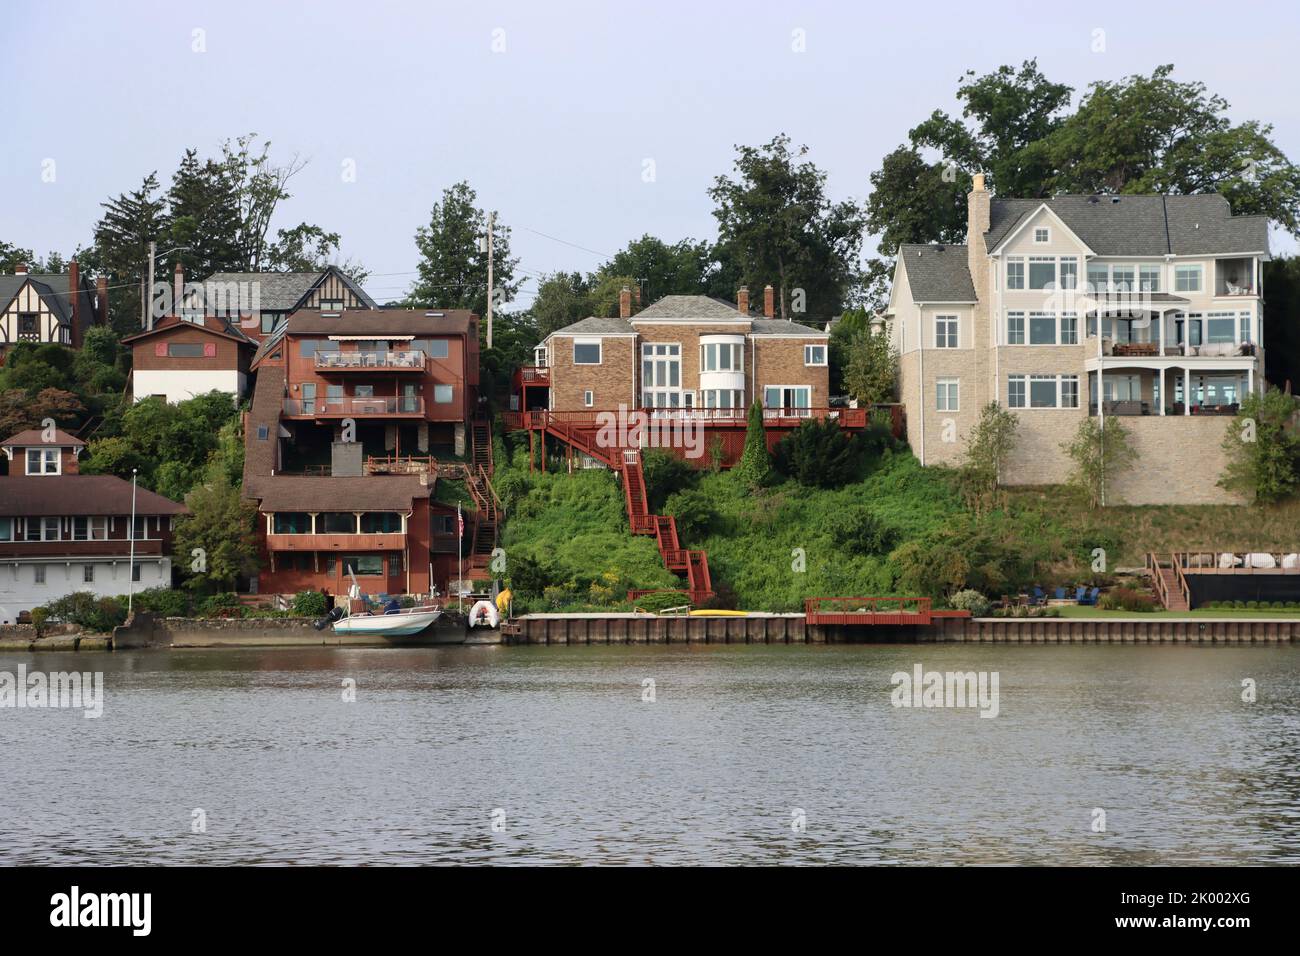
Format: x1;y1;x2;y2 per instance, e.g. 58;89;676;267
2;644;1297;865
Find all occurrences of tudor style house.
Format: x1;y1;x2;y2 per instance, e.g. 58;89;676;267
519;287;830;416
0;262;108;363
241;307;490;599
0;428;186;623
197;264;377;341
888;174;1269;505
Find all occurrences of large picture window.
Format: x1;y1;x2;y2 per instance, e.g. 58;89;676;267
1028;313;1057;345
1028;257;1056;290
573;342;602;364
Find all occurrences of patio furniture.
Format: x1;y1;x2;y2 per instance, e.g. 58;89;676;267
1074;586;1088;604
1029;586;1045;606
1054;587;1067;601
1081;587;1100;606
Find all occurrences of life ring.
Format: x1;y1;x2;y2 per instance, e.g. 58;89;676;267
468;600;500;629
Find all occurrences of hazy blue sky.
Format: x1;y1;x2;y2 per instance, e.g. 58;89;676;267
4;0;1298;305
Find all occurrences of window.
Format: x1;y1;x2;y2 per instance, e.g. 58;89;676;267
583;390;594;407
84;565;95;583
1087;263;1109;293
701;342;744;372
1206;313;1235;344
300;383;316;414
326;384;344;405
354;385;374;399
1240;311;1252;344
763;386;812;414
19;313;38;335
1029;375;1058;408
26;448;59;475
319;298;345;312
414;339;450;359
1111;265;1135;292
1006;312;1025;345
1028;257;1056;290
390;552;403;575
360;512;402;533
256;425;270;441
573;342;602;364
804;344;828;365
259;312;282;334
1186;313;1203;346
1034;227;1050;244
319;512;357;534
1008;376;1026;408
434;384;454;403
131;564;142;583
934;316;958;349
34;566;46;585
936;378;959;411
1060;375;1080;408
1175;264;1202;292
701;389;743;409
1139;265;1161;293
1006;259;1025;290
0;518;10;542
432;516;456;535
133;516;149;540
1059;258;1078;290
1060;313;1078;345
642;344;680;391
1029;312;1056;345
273;512;312;534
342;555;384;576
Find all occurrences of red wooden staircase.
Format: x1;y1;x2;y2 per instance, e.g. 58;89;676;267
471;416;493;475
621;449;713;604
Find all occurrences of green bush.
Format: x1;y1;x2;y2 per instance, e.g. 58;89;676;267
39;592;128;632
132;586;190;617
664;489;716;540
949;589;992;617
198;592;243;618
833;507;898;555
772;418;862;488
1098;587;1158;612
641;449;697;512
292;590;328;617
509;553;556;597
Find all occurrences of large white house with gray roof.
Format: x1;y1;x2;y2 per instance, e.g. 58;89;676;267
887;174;1270;504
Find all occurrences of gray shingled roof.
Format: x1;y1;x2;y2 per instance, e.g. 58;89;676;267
984;194;1269;256
199;266;377;312
549;316;635;336
0;274;96;333
631;295;748;320
897;245;978;302
751;318;826;335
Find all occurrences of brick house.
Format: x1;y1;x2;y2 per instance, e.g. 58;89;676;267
241;308;489;599
888;174;1270;504
521;288;830;416
0;261;108;363
0;428;186;622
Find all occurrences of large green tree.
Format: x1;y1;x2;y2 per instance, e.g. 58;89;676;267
709;135;865;321
166;148;242;279
594;234;716;303
407;181;519;317
91;172;169;336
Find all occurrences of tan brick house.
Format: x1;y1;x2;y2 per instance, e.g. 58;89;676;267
525;288;830;416
888;174;1270;504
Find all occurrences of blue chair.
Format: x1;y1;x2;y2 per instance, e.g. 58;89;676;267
1030;586;1045;606
1081;587;1100;606
1074;586;1088;604
1054;587;1067;601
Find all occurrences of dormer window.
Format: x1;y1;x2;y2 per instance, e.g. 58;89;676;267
25;448;60;475
1033;227;1050;244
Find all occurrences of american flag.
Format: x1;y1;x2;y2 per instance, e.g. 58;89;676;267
457;505;464;539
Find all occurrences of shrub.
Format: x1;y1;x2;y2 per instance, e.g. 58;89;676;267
292;590;328;617
30;606;48;635
833;507;898;555
664;489;716;540
1097;586;1158;612
39;592;127;632
509;553;555;597
132;586;190;617
733;400;772;487
949;589;992;617
641;449;697;512
198;592;243;618
773;418;861;488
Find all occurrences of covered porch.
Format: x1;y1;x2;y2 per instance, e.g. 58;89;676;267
1086;300;1257;359
1084;361;1256;417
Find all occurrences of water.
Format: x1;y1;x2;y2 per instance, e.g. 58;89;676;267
2;644;1297;865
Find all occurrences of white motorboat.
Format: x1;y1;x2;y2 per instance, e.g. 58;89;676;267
331;604;443;636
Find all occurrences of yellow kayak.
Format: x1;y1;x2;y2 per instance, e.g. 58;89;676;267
688;609;749;617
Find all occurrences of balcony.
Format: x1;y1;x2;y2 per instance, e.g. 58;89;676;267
512;365;550;390
0;538;164;558
315;350;426;372
1215;258;1257;297
265;532;406;552
283;396;425;418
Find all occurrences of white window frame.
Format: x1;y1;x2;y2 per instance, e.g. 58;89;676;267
1006;311;1025;345
1175;264;1203;293
1006;258;1025;290
1028;312;1057;346
572;340;602;365
1033;227;1050;244
25;448;60;475
1061;313;1078;346
933;316;958;349
803;344;828;365
1009;373;1080;410
936;378;959;412
582;390;594;408
641;343;681;390
1007;375;1026;408
1028;256;1056;290
701;341;744;373
1139;264;1161;293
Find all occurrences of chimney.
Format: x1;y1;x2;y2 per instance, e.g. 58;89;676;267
619;285;632;319
15;263;27;275
763;285;775;319
968;173;991;255
69;260;83;348
173;263;184;318
737;286;750;314
96;276;109;327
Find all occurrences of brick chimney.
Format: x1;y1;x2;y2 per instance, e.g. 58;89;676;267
15;262;27;275
967;173;991;297
763;285;775;319
173;263;184;318
737;286;750;314
96;276;109;327
68;260;83;348
619;285;632;319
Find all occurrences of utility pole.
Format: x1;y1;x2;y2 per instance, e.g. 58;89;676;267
145;240;157;331
486;211;495;350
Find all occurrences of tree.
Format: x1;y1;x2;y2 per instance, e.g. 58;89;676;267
773;419;862;488
843;326;898;405
0;240;36;272
595;234;716;302
733;400;771;487
0;388;84;437
265;222;368;280
864;146;970;255
828;308;870;394
530;271;591;338
92;172;169;335
173;474;261;592
166;148;242;279
1218;388;1300;503
220;134;308;271
959;402;1019;508
408;181;518;317
709;135;866;321
1263;256;1300;391
1062;417;1138;508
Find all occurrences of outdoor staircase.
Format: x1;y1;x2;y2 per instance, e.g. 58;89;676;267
621;449;713;604
471;416;493;475
1147;552;1190;610
464;464;501;577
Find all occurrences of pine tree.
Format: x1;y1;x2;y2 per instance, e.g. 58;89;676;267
407;181;518;316
733;400;771;487
166;148;242;279
92;172;169;336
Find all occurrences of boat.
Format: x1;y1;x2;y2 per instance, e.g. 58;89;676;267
320;573;443;636
688;609;750;617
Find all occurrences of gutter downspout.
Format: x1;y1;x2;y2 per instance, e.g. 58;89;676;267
916;303;926;466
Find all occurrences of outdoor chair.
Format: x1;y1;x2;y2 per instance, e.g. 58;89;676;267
1053;587;1067;601
1074;586;1088;604
1030;586;1045;606
1082;587;1100;606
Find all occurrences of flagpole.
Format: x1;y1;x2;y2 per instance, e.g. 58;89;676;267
128;468;138;615
457;503;463;613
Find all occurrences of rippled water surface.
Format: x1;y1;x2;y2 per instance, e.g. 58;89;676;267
2;644;1297;865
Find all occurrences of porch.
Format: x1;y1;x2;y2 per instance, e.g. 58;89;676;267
1086;302;1258;359
1083;363;1255;417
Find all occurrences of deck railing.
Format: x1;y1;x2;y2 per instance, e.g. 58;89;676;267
805;596;933;626
315;350;425;370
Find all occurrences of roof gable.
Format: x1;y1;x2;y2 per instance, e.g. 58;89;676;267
631;295;748;321
988;203;1095;257
895;245;977;302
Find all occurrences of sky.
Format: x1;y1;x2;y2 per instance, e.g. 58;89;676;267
3;0;1299;307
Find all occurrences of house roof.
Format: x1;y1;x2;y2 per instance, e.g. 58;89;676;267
285;309;476;337
242;365;285;493
2;428;85;448
983;194;1270;257
0;274;96;334
750;318;827;336
0;475;187;517
897;244;978;302
631;295;748;321
248;475;429;512
549;316;635;336
197;266;378;312
120;314;256;346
